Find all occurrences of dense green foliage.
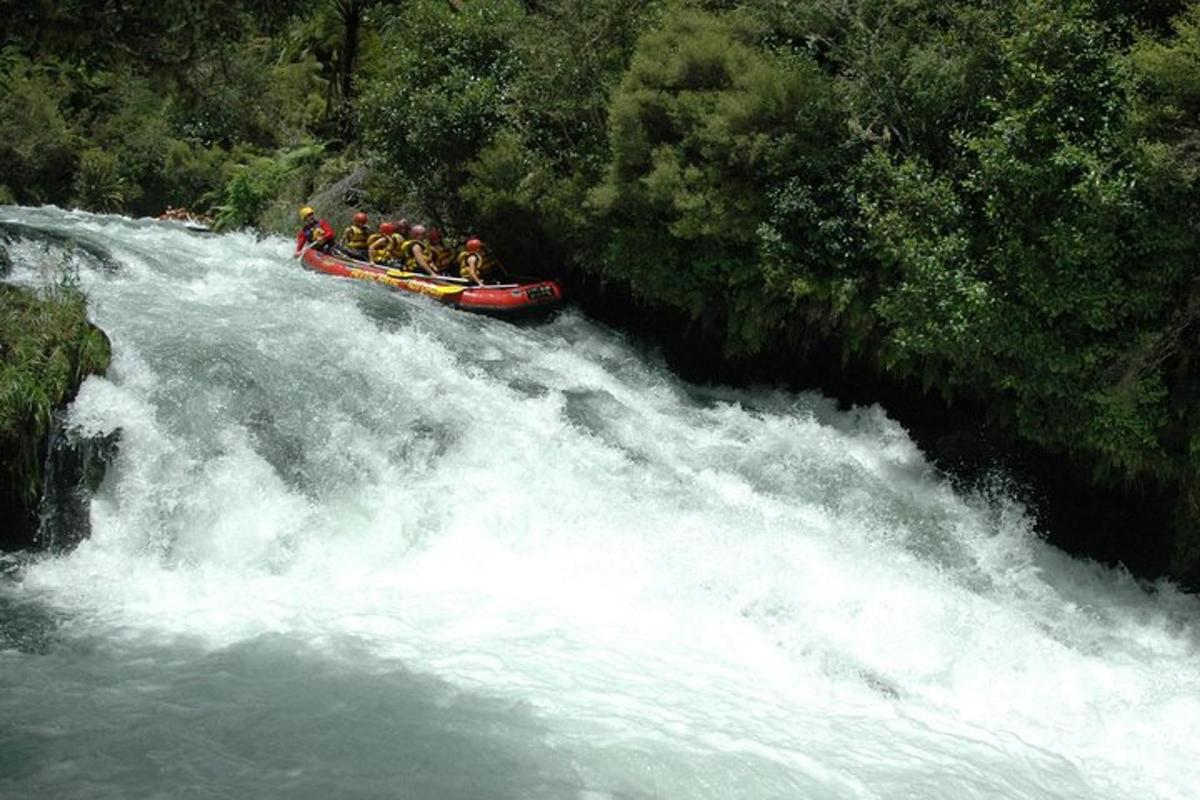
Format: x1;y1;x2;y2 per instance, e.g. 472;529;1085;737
5;0;1200;581
591;9;849;350
859;2;1190;483
0;0;328;219
360;0;525;217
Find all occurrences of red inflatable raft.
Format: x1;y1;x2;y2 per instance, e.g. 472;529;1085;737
300;248;564;317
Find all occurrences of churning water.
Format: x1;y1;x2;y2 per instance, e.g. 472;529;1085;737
1;207;1197;800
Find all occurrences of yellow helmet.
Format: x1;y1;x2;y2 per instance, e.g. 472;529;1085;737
299;206;315;220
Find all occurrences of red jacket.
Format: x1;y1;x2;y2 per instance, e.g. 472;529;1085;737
295;219;335;254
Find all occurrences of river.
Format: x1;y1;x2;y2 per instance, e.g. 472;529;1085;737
1;207;1197;799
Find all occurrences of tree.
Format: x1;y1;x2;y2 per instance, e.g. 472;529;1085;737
331;0;370;139
858;0;1192;486
0;59;79;204
590;6;845;351
359;0;524;218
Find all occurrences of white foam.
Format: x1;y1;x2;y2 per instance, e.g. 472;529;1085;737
4;207;1199;799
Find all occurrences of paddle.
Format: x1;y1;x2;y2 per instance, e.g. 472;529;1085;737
329;248;378;267
371;268;463;295
296;231;335;259
383;269;520;290
423;284;467;297
385;268;470;284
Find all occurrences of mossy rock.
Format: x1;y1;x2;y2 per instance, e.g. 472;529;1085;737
0;282;112;550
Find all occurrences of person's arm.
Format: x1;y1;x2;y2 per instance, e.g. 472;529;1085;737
369;237;389;263
463;254;483;285
413;244;438;275
294;230;308;256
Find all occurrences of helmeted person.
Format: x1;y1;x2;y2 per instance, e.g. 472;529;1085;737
387;223;407;260
365;220;388;251
375;218;411;267
294;206;335;257
368;221;399;264
457;237;489;285
427;227;455;274
339;211;373;260
400;223;439;276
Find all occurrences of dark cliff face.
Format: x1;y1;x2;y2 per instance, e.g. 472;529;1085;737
564;270;1187;589
33;414;121;552
0;412;120;553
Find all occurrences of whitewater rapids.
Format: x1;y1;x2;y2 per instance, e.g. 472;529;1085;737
1;207;1197;800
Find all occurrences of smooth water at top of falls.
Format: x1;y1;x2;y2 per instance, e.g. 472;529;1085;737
1;206;1198;800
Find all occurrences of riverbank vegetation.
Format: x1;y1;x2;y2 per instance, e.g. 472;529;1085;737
4;0;1200;585
0;261;112;546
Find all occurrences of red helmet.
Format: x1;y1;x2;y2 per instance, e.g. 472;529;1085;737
466;238;482;253
380;222;396;235
353;212;368;225
428;227;443;244
410;224;427;239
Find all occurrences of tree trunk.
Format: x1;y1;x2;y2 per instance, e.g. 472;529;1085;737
1172;466;1200;590
336;0;366;140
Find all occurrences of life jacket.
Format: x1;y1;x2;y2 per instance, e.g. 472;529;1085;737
400;239;430;271
342;224;371;251
368;233;396;263
429;244;454;273
457;251;487;277
390;236;406;261
295;219;334;253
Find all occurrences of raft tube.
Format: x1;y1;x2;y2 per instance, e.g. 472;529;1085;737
300;248;563;317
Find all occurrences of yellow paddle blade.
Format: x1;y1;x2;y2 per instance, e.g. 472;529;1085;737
384;269;466;295
423;284;466;297
380;271;464;297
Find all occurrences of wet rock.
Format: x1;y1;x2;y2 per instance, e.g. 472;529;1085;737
0;283;113;552
36;413;121;552
1170;472;1200;590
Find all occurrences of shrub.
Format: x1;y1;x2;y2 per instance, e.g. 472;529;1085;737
210;143;325;231
359;0;524;220
590;6;845;351
72;148;127;212
0;59;79;204
457;0;656;272
0;276;111;508
161;140;236;212
857;0;1192;482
